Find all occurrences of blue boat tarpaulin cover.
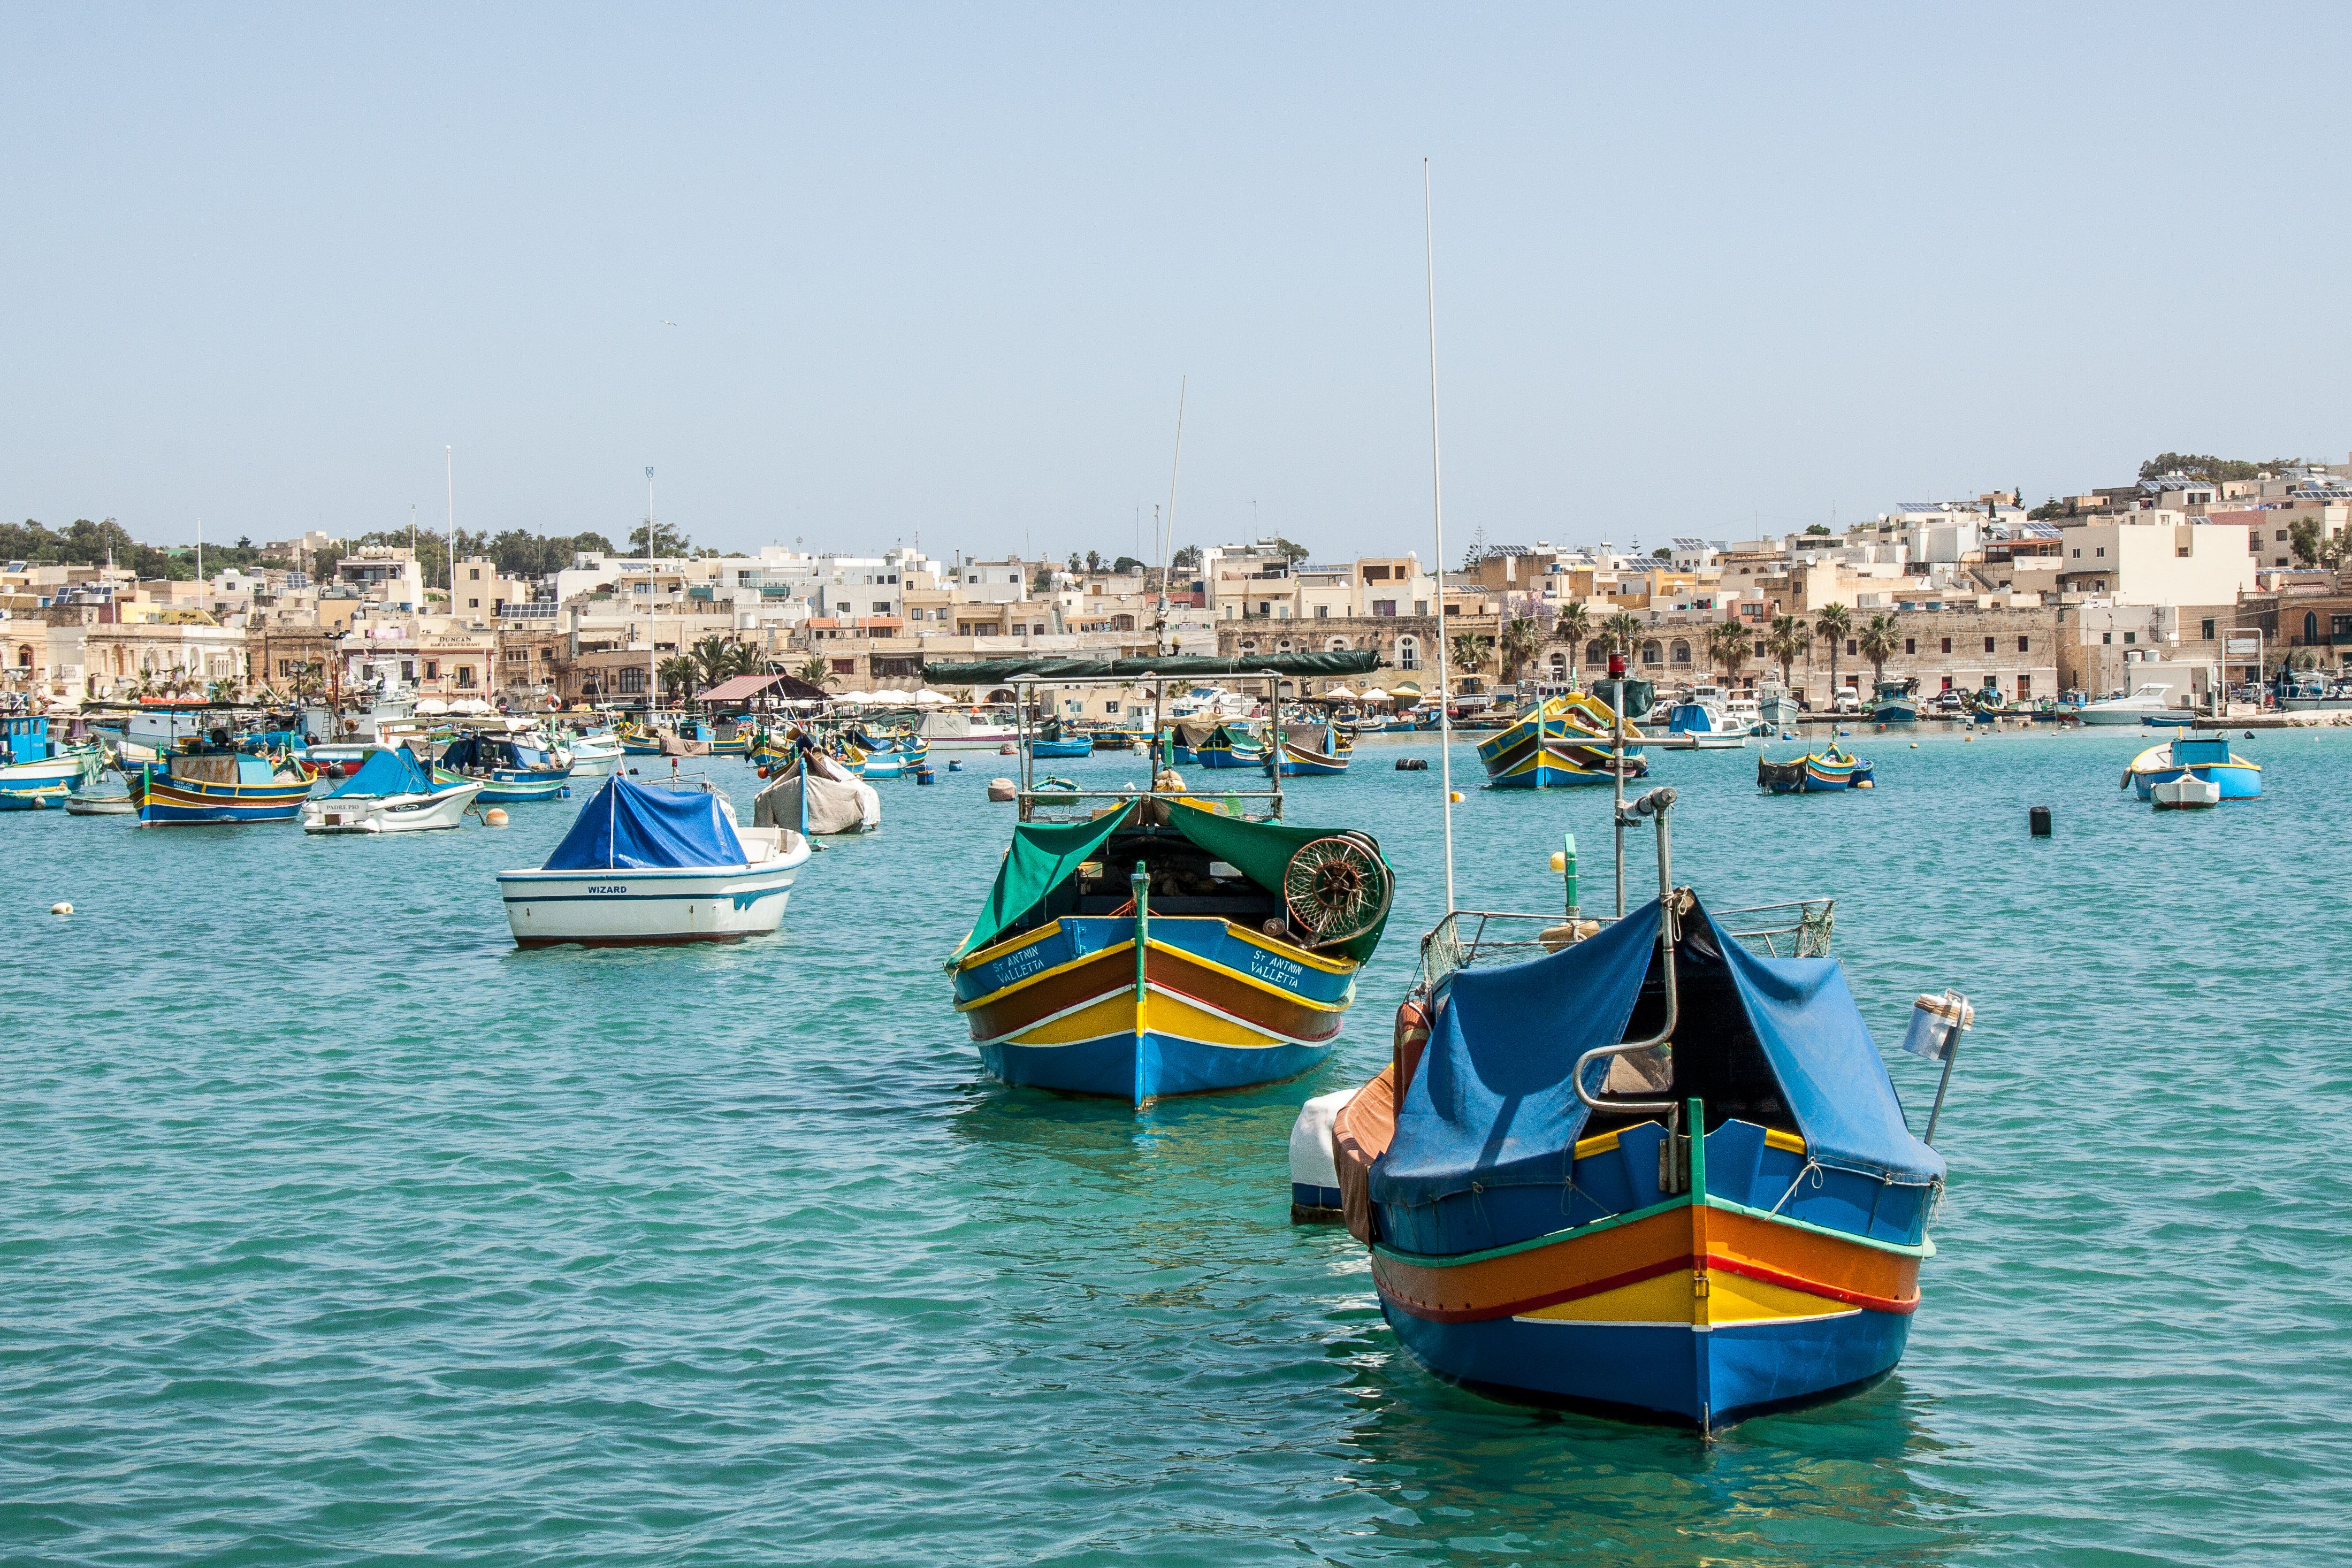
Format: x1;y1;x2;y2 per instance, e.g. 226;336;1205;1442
1373;901;1661;1208
543;776;746;870
327;747;434;799
1371;898;1943;1211
1711;907;1943;1185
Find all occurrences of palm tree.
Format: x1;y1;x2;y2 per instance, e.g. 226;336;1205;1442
1449;631;1492;686
1706;619;1752;685
1813;603;1854;704
657;655;698;706
1553;603;1592;689
795;656;836;691
1858;613;1902;690
205;677;240;706
1764;615;1806;689
1499;616;1542;685
1602;610;1643;661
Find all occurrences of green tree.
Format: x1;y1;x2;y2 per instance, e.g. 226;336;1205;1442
1268;536;1311;566
1498;617;1543;684
794;656;836;691
2287;518;2348;569
656;655;698;705
1858;612;1903;687
1553;602;1592;687
1085;549;1104;573
1171;545;1202;570
629;519;687;558
1706;619;1752;683
1813;603;1854;699
1764;614;1806;689
1602;609;1643;660
1448;631;1492;683
1112;556;1146;573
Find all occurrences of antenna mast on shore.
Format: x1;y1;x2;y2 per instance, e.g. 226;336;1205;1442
1156;376;1186;657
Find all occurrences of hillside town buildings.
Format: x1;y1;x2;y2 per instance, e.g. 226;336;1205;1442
6;453;2350;715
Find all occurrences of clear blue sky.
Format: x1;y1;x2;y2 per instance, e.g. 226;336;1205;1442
4;4;2345;564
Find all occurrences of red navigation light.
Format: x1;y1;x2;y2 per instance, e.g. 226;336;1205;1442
1607;653;1626;677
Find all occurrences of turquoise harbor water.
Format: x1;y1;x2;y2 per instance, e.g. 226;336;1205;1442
4;725;2347;1565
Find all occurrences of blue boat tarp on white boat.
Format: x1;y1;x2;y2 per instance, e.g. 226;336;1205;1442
1371;897;1942;1213
326;746;435;798
543;776;746;870
1373;902;1661;1208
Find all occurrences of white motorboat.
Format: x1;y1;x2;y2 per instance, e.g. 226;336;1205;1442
563;731;623;776
498;773;811;947
915;708;1022;748
2076;683;2181;725
2151;774;2221;810
302;746;482;833
1659;685;1750;749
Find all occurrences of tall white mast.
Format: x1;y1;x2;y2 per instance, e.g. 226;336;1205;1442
1158;377;1186;657
1424;158;1456;915
444;445;455;608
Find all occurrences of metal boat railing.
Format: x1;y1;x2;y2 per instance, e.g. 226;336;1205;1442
1418;898;1834;991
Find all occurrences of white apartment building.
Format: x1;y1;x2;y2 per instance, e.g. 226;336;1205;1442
2054;513;2258;603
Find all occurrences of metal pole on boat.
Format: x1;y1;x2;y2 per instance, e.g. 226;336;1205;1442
1132;860;1150;1022
1921;993;1973;1146
1423;157;1456;915
1610;651;1628;917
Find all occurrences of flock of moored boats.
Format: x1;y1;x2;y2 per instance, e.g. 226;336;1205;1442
5;648;2280;1431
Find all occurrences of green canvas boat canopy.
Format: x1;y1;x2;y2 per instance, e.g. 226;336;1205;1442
951;798;1391;963
921;652;1380;683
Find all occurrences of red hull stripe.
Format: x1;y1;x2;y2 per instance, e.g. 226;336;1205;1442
1379;1251;1921;1324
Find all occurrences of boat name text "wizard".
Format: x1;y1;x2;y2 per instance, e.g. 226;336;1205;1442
1244;949;1305;988
587;885;629;894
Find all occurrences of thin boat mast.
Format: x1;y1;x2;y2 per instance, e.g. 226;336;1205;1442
1157;377;1186;660
1422;158;1456;914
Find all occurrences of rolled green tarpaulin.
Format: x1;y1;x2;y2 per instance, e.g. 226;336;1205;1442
922;652;1381;684
950;805;1136;961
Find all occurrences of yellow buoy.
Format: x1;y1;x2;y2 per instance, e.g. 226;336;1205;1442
49;901;72;915
484;808;510;828
1449;791;1463;803
1549;851;1567;872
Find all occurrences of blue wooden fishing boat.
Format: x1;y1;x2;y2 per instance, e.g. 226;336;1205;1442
1030;717;1094;759
1325;789;1960;1432
1195;723;1266;769
1;715;102;800
130;749;317;824
2122;734;2261;800
1866;677;1921;724
1265;720;1351;776
948;798;1393;1104
1757;745;1874;793
433;732;572;803
1477;693;1647;788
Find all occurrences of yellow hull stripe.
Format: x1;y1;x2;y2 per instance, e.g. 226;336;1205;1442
1516;1266;1858;1327
995;986;1283;1050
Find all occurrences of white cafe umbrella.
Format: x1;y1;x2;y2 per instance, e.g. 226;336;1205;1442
414;697;450;715
837;689;876;705
1324;684;1360;700
914;688;951;705
1360;687;1394;703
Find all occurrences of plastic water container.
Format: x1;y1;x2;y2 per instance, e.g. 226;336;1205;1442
1899;991;1974;1061
1288;1089;1354;1221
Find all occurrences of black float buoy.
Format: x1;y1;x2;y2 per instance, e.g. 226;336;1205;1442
2029;806;2052;837
1396;757;1429;771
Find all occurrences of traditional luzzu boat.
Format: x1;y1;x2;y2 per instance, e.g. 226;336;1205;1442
1265;720;1351;777
302;746;482;833
433;732;572;804
1477;692;1650;788
2122;733;2261;801
1756;744;1874;794
498;773;811;947
1324;788;1961;1432
948;793;1392;1104
130;748;316;824
1194;722;1266;769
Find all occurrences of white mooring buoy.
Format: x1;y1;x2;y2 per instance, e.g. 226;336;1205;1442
50;901;72;915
